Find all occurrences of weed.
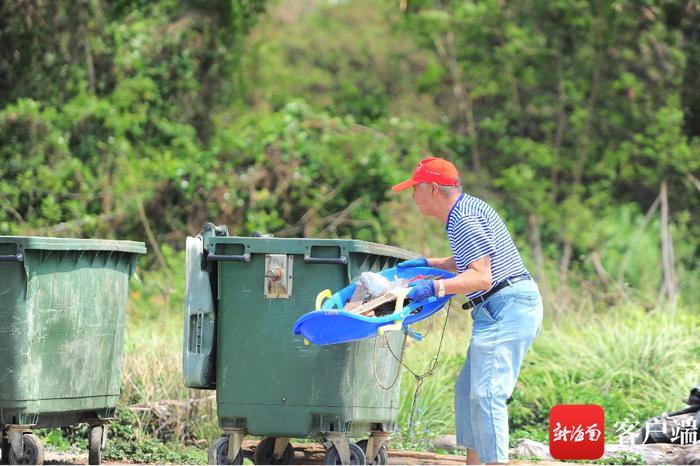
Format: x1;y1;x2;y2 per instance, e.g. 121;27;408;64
511;453;545;462
36;429;72;451
103;438;207;464
566;451;646;465
604;451;646;465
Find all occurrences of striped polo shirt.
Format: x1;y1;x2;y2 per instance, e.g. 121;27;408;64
446;193;529;299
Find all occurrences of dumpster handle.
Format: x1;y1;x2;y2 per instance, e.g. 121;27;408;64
0;253;23;262
303;255;348;265
206;252;251;263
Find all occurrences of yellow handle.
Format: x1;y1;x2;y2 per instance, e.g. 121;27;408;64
304;338;311;346
393;287;411;313
378;320;403;335
315;289;332;310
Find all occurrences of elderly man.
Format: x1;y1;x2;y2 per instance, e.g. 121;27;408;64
392;157;543;465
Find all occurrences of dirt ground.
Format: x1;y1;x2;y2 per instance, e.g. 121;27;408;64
42;441;571;465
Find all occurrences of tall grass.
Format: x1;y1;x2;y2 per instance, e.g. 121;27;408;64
392;301;470;449
120;319;220;445
508;305;699;443
119;252;220;447
395;301;699;448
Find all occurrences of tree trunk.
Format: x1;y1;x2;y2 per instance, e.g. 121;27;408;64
560;45;602;281
528;213;545;284
659;179;676;311
560;241;572;283
688;173;700;193
80;0;95;93
590;249;610;290
616;194;660;291
551;51;567;200
433;32;482;178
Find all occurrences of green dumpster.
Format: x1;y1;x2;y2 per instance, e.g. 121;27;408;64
184;225;417;465
0;236;146;465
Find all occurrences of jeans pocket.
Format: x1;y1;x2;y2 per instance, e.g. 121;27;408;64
472;302;495;324
513;292;542;308
482;297;509;323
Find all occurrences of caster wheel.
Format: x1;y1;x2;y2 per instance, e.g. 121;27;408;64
324;443;365;465
8;434;44;465
357;440;388;465
208;437;243;465
88;425;105;465
254;437;294;464
1;436;9;465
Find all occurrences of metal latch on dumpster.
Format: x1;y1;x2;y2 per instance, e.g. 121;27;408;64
264;254;293;299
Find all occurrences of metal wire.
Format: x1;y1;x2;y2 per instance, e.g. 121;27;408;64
372;299;453;431
372;332;408;390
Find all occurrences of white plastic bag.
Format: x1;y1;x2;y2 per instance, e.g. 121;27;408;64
360;271;393;297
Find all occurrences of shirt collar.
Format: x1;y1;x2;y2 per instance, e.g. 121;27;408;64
445;193;466;231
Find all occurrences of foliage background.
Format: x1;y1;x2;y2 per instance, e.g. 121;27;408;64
1;0;699;461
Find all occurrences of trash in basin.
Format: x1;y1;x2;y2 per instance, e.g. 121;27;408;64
293;266;455;345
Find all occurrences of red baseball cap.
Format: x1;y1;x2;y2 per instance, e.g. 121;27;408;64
391;157;460;192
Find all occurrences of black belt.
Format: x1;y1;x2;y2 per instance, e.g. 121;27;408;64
461;274;532;310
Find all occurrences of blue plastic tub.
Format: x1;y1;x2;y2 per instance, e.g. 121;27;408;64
293;266;455;345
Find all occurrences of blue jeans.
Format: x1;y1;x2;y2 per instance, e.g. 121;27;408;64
454;279;543;463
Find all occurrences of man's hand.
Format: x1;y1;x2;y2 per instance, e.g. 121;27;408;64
397;258;429;268
407;279;435;301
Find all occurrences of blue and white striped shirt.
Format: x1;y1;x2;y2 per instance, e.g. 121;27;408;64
446;194;528;299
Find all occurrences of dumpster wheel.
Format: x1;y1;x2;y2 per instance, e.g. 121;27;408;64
209;437;243;465
254;437;294;465
8;433;44;465
88;425;106;465
324;443;365;465
1;435;9;465
357;439;388;465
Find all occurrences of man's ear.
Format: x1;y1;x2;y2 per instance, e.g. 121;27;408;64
430;182;439;193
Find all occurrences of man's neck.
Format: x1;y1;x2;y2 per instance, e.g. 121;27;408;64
439;192;463;224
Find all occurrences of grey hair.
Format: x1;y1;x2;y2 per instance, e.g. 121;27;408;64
415;181;463;195
439;183;462;196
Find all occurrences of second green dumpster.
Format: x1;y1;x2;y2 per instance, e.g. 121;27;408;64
0;236;146;465
184;225;417;465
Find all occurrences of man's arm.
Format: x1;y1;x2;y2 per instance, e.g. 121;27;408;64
426;256;458;273
437;255;492;295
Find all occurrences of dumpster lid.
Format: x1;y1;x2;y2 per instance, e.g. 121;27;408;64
0;236;147;254
205;236;418;260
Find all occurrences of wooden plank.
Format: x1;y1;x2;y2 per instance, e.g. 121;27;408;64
347;289;406;315
344;275;439;316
